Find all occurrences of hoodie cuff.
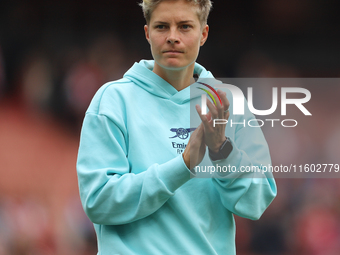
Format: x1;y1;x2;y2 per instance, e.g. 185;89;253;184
158;155;192;192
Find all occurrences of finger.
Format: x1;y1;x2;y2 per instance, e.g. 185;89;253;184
217;89;230;112
195;104;210;127
216;89;229;119
205;87;222;106
224;110;230;121
196;122;204;138
196;104;216;136
196;104;214;134
207;89;224;119
207;88;223;112
206;98;218;120
206;111;212;122
197;123;206;150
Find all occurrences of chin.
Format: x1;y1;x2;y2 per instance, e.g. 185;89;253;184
159;59;192;71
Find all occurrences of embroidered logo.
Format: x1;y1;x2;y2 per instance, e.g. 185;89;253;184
169;128;196;140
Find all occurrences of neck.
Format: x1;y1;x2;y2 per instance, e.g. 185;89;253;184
153;62;196;91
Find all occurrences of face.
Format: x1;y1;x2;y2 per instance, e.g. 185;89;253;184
144;0;209;72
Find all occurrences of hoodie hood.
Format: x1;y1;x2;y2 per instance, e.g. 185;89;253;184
123;60;218;104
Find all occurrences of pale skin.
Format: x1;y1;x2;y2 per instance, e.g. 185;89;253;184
144;0;230;169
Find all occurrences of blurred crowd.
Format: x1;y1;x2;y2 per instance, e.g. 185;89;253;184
0;196;96;255
1;0;340;254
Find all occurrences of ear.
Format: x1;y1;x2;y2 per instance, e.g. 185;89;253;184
144;25;151;44
200;25;209;46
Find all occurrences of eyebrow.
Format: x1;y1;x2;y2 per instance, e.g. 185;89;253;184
153;20;195;24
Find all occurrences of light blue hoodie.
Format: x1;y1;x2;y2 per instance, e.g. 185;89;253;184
77;60;277;255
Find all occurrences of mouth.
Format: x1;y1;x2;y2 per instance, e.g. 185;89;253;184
163;50;184;54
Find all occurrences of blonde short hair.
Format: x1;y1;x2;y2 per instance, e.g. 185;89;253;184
139;0;212;25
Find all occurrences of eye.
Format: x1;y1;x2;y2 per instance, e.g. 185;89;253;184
181;24;191;30
156;25;167;29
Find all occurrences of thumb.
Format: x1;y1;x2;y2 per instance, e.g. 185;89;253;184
196;123;205;141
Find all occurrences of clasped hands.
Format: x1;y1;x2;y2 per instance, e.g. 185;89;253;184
183;89;230;170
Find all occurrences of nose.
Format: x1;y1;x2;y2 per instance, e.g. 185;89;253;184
167;38;177;45
167;28;180;45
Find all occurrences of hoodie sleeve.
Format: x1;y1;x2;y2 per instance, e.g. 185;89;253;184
77;112;192;226
210;103;277;220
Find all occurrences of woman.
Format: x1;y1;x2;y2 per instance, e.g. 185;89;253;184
77;0;276;254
